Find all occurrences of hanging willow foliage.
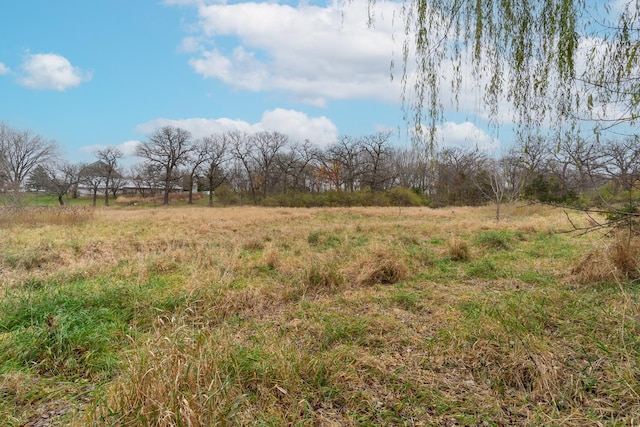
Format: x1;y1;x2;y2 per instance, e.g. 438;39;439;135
390;0;639;146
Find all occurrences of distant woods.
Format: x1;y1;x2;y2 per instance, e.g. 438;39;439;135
2;122;640;214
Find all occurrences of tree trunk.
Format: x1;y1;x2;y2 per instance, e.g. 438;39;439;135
209;177;214;207
163;183;170;205
58;195;64;206
104;177;110;206
188;175;194;204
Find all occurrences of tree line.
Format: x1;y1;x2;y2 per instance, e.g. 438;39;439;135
1;122;638;216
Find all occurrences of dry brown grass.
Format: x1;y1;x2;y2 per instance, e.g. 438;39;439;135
572;232;640;284
448;235;471;261
0;206;94;228
4;204;639;426
115;192;204;205
347;247;410;287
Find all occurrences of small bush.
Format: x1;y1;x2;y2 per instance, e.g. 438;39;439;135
386;187;425;206
215;185;240;206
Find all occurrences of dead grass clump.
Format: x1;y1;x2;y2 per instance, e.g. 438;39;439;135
261;244;280;270
466;340;563;404
0;371;34;403
448;236;470;261
349;249;409;287
500;351;561;401
608;236;640;280
242;238;265;251
572;235;640;283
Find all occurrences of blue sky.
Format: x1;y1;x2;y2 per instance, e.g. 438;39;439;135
0;0;504;164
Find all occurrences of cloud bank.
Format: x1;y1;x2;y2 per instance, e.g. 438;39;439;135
136;108;339;147
178;0;403;107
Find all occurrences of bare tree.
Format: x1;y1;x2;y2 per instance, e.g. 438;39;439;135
109;174;126;200
95;146;124;206
229;131;258;203
136;126;193;205
184;139;209;204
202;134;230;207
274;139;319;193
361;131;395;191
0;123;58;193
599;138;640;208
391;146;433;194
250;131;289;199
327;136;363;192
130;162;162;197
434;148;487;207
78;162;104;206
475;156;525;221
35;161;81;206
510;135;550;192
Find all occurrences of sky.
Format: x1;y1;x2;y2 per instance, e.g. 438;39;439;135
0;0;507;164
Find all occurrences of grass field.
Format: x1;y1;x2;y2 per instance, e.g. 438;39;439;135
0;204;639;426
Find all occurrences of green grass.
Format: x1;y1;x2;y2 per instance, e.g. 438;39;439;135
474;229;524;250
0;193;96;207
0;276;184;379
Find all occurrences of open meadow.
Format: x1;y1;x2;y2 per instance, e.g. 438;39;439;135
1;204;639;426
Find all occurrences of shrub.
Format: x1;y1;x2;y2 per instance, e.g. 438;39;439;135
215;185;240;206
386;187;425;206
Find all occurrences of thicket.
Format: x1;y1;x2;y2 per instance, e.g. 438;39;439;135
260;187;426;208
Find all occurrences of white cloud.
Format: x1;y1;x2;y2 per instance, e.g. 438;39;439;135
0;62;9;75
18;53;92;91
436;121;500;152
78;140;141;158
136;108;339;147
178;0;403;106
259;108;338;147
